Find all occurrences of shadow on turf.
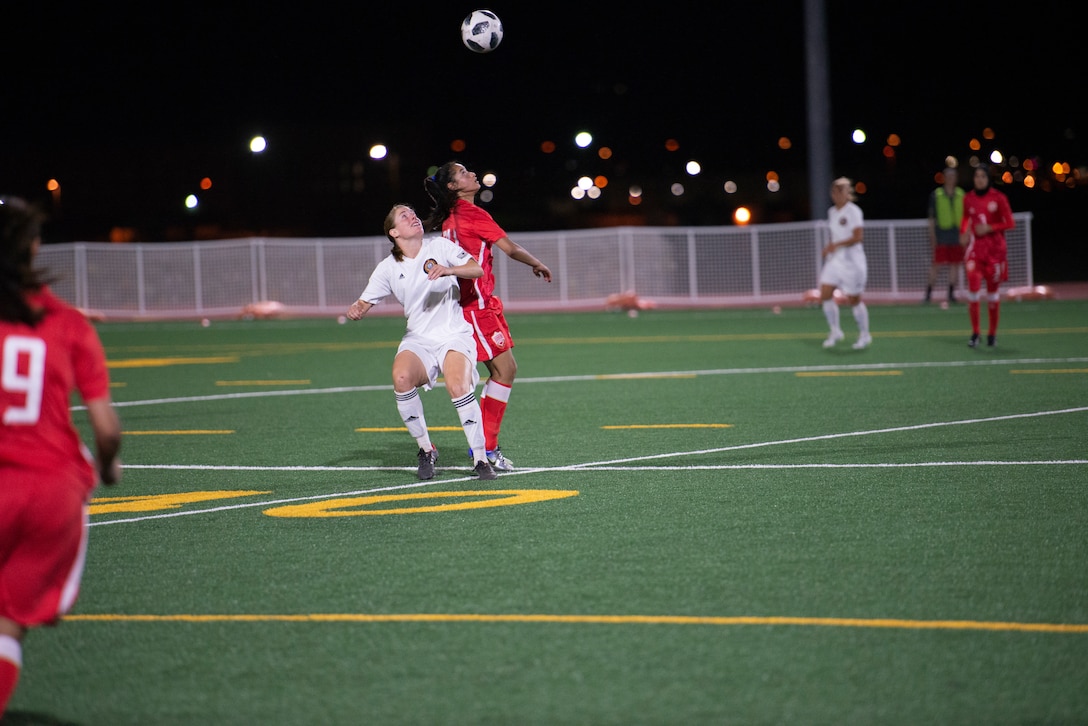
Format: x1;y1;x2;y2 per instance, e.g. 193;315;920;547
0;711;83;726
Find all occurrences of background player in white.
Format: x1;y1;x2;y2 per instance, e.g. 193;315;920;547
818;177;871;350
346;204;496;481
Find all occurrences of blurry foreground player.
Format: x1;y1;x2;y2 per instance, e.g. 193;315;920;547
960;165;1013;347
0;196;122;716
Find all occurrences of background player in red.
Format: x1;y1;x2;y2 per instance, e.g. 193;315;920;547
424;162;552;471
0;196;122;716
959;165;1014;347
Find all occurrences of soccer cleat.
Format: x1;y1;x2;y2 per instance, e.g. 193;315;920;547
822;328;844;348
417;445;437;480
967;333;980;348
473;459;497;481
487;448;514;471
987;335;996;347
851;333;872;350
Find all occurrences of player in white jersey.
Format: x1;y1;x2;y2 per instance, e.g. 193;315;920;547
346;204;497;481
818;177;871;350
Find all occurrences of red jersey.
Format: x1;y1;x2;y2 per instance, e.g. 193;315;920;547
960;186;1013;266
1;286;111;494
441;199;505;311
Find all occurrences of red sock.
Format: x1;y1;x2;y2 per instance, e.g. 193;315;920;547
480;380;511;450
968;301;980;334
987;300;1000;336
0;648;22;717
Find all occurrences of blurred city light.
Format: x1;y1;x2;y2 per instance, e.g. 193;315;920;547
369;144;388;160
249;136;267;153
574;132;593;148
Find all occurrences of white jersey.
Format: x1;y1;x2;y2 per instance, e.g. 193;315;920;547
826;200;866;269
360;235;475;344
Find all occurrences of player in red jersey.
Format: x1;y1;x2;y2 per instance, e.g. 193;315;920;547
959;165;1014;348
424;162;553;471
0;197;122;716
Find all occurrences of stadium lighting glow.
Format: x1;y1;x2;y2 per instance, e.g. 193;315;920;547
628;185;643;198
249;136;267;153
574;132;593;148
482;173;497;187
852;129;866;144
734;207;752;224
185;194;199;209
990;150;1004;164
723;181;737;194
685;161;701;176
670;183;685;196
570;186;586;200
577;176;593;190
369;144;388;160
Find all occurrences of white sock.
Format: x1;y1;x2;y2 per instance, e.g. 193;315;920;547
453;392;486;462
852;302;870;336
395;388;431;450
822;299;841;331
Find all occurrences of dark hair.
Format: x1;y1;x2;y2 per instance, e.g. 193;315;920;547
0;196;48;326
422;161;464;232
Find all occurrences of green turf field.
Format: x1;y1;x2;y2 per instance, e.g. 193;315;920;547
7;300;1088;725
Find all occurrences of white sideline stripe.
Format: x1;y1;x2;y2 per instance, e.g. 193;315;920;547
561;407;1088;469
72;356;1088;410
94;406;1088;527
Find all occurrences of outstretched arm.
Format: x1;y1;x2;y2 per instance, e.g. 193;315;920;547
495;236;553;282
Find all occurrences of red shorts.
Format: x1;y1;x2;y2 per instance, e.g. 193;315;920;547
463;296;514;363
933;244;964;264
965;258;1008;293
0;470;89;627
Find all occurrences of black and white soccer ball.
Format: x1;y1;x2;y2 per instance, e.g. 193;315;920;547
461;9;503;53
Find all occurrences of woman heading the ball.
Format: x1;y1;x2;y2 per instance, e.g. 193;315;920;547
424;162;553;472
345;203;496;481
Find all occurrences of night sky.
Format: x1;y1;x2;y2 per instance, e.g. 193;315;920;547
3;2;1084;278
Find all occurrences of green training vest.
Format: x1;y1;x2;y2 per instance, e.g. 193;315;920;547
933;187;964;230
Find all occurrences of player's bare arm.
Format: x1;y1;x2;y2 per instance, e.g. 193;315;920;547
495;236;553;282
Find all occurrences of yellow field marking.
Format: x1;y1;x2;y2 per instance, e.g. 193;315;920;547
601;424;733;430
216;380;311;386
64;612;1088;633
355;426;463;432
796;371;903;377
89;491;269;514
123;430;235;435
109;381;126;388
1010;369;1088;375
108;356;239;368
264;489;579;517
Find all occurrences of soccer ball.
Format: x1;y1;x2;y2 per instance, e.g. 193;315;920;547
461;9;503;53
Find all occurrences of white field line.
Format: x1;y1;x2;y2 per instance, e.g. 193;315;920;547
95;406;1088;527
73;356;1088;410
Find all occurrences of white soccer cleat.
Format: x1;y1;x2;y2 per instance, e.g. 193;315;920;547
822;328;844;348
487;448;514;472
852;333;872;350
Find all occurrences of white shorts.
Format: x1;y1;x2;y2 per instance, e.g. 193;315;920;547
819;256;868;296
398;333;478;391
